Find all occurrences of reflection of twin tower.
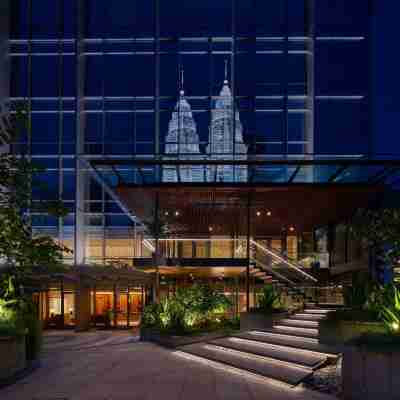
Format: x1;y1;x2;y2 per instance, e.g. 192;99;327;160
162;64;248;183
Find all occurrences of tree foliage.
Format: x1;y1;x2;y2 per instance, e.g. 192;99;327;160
351;208;400;267
0;102;70;312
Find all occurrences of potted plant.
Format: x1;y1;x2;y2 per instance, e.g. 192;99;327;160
240;285;288;331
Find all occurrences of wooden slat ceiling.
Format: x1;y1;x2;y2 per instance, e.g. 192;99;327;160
116;184;385;236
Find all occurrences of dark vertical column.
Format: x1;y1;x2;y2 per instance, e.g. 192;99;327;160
154;0;160;180
74;0;88;265
305;0;315;155
154;192;160;302
92;283;97;327
246;192;251;312
60;279;65;328
113;283;118;328
126;285;130;329
283;0;289;155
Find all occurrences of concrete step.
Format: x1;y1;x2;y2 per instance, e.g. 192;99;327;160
280;318;320;328
209;336;327;370
271;325;319;338
292;313;325;321
303;309;334;315
235;331;339;356
179;342;313;386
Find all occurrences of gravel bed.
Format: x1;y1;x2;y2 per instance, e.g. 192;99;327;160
302;356;342;398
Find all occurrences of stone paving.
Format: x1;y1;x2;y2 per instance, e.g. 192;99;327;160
1;331;336;400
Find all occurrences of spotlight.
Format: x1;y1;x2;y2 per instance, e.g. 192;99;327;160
266;211;272;216
175;211;180;216
289;226;295;232
256;211;261;217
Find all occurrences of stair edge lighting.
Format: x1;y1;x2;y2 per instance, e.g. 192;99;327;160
173;350;293;389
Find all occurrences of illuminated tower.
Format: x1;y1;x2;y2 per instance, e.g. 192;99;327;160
163;69;203;182
207;61;247;182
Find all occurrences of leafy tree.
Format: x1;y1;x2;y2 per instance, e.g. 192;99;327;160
351;208;400;280
0;102;70;343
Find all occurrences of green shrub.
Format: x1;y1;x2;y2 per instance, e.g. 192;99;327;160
256;285;282;314
343;272;371;309
380;285;400;335
0;299;25;337
141;284;232;334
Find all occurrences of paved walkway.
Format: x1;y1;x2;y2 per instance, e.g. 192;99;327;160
1;331;335;400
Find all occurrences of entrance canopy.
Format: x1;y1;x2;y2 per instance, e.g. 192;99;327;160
88;156;400;236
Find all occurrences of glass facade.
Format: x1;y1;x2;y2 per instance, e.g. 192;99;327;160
7;1;372;266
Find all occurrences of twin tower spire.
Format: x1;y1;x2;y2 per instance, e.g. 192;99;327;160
163;62;248;183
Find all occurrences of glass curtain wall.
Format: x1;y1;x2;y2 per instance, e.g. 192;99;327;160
9;1;370;265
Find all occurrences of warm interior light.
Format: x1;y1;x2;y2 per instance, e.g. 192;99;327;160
256;211;261;217
209;226;213;232
289;226;295;232
175;211;180;216
164;211;169;216
266;211;272;216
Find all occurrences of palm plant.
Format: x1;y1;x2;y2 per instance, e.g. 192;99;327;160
257;285;281;313
381;285;400;334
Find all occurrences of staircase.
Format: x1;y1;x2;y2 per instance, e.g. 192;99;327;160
176;305;339;387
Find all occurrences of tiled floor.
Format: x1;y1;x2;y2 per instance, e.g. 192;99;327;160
1;331;335;400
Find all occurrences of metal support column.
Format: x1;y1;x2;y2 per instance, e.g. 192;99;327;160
126;285;130;329
60;279;65;329
246;192;251;312
113;283;118;328
92;284;97;327
154;192;160;303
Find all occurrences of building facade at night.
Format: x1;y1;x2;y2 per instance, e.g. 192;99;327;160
1;1;400;330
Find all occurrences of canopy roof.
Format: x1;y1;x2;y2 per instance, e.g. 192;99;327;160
88;156;400;236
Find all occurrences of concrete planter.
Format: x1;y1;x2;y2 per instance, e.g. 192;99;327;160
319;319;386;350
240;311;288;331
0;336;26;381
343;346;400;400
140;327;229;348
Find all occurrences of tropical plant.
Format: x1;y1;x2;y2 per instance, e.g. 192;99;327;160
141;284;232;334
351;208;400;279
380;285;400;334
257;285;281;313
0;102;69;356
343;272;372;309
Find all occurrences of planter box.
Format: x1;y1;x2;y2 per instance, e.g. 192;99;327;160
240;311;288;331
343;346;400;400
140;328;229;348
319;319;386;350
0;336;26;381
